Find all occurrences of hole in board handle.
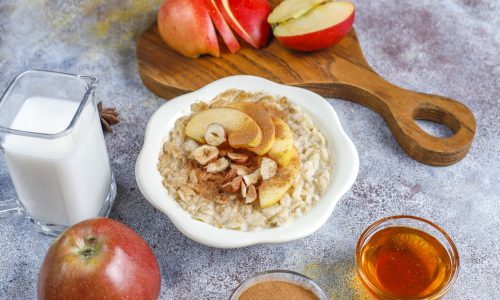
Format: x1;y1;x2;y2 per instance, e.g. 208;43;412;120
414;120;454;138
412;105;460;139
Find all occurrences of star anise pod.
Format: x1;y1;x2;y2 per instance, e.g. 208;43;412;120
98;101;120;132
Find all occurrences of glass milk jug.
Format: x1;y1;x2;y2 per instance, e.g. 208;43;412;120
0;70;116;235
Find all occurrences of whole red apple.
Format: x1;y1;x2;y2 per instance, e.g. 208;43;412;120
158;0;220;58
37;218;161;300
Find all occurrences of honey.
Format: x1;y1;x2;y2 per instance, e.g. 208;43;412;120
358;226;454;299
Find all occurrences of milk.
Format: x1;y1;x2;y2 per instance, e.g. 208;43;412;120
3;96;111;226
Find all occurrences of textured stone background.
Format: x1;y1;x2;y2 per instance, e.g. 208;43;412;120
0;0;499;299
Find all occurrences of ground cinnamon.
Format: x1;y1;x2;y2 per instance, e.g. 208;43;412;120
238;281;319;300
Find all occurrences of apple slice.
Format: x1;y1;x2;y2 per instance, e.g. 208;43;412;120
185;108;262;148
273;1;355;51
216;0;272;49
228;102;275;155
158;0;220;58
268;0;328;24
205;0;241;54
259;147;300;208
267;117;294;167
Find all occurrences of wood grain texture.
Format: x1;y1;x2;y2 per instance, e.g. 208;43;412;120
136;23;476;166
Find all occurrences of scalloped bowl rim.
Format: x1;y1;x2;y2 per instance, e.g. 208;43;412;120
135;75;359;248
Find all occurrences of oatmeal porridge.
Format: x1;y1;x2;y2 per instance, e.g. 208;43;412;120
158;89;332;231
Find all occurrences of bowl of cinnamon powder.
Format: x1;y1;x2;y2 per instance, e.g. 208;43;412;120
229;270;328;300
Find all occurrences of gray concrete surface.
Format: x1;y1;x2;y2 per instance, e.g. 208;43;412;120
0;0;499;299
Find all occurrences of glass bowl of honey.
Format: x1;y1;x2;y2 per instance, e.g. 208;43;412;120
356;215;459;299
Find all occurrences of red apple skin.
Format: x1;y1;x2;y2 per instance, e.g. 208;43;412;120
205;0;241;54
158;0;219;58
37;218;161;300
216;0;272;49
275;11;355;51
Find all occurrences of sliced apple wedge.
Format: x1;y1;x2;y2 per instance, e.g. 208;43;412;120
185;108;262;148
259;147;300;208
216;0;272;49
267;117;294;167
273;1;355;51
268;0;327;24
227;102;275;155
205;0;241;54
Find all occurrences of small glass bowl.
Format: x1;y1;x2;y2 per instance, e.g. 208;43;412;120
229;270;329;300
355;215;460;300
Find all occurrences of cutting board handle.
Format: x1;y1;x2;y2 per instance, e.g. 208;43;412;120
375;83;476;166
313;74;476;166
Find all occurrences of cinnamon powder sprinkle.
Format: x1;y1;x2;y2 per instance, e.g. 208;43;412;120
238;281;319;300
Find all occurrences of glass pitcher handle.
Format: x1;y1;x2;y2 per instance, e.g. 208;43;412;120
0;199;21;216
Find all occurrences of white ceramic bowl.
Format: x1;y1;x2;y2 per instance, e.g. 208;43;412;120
135;75;359;248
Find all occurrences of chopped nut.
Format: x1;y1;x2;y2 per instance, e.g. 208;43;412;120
245;184;257;204
221;176;243;193
227;152;249;164
206;157;230;173
230;164;250;176
223;168;238;182
243;169;261;186
193;145;219;165
241;181;247;198
183;139;200;153
260;157;277;180
204;123;226;146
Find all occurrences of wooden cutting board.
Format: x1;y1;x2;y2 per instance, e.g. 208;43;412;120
136;23;476;166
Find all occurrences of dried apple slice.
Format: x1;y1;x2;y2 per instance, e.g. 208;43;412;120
273;1;355;51
185;108;262;148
